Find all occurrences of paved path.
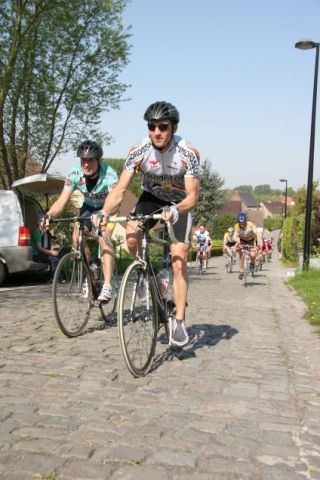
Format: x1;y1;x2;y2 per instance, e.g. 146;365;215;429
1;253;320;479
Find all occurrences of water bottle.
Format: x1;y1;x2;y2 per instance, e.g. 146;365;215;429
89;262;100;280
157;268;169;297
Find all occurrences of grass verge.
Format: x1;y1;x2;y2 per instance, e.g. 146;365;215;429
287;268;320;326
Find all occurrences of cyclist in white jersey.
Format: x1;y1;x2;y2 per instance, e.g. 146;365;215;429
45;140;118;302
98;101;200;347
193;224;209;272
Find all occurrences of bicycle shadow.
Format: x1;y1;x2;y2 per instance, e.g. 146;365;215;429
83;312;118;334
243;274;267;287
152;322;238;370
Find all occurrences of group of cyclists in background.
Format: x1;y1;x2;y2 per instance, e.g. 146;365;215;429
193;212;274;278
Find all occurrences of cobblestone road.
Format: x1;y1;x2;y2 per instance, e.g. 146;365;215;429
1;253;320;480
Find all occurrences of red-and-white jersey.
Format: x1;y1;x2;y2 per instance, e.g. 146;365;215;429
124;135;200;202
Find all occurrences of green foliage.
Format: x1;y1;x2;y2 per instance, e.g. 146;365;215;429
263;217;284;231
104;158;142;198
287;269;320;326
281;214;304;262
254;184;272;196
208;214;235;240
193;159;224;224
0;0;131;188
234;185;253;193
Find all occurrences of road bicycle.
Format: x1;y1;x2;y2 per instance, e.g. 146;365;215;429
225;247;237;273
51;216;118;337
239;244;256;286
111;212;175;377
196;246;207;275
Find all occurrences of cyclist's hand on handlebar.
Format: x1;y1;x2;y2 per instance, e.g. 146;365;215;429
91;210;108;229
40;213;52;230
162;205;179;225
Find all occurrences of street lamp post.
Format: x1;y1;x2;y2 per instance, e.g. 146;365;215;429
279;178;288;218
295;39;320;270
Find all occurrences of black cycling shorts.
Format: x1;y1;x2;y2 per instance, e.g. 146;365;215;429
240;238;255;247
79;203;100;232
132;191;192;244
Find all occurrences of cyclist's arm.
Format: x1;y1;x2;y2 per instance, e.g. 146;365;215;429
102;169;134;215
47;186;74;218
175;176;200;214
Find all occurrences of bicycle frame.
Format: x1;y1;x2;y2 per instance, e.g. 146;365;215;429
138;220;172;323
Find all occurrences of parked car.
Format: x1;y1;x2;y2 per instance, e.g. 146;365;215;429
0;173;65;285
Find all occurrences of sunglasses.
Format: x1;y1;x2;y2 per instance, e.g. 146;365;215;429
147;122;171;132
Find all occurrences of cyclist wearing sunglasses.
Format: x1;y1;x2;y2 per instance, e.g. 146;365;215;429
99;101;200;347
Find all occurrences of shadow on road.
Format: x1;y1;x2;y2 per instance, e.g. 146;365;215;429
152;322;238;371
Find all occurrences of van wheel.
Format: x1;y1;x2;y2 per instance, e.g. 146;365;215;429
0;262;7;286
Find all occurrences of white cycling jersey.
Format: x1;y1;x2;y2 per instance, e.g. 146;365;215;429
124;135;200;203
194;230;209;246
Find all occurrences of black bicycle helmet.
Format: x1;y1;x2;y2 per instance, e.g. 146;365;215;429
77;140;103;160
144;101;180;124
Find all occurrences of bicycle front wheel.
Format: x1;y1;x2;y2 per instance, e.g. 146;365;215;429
52;252;92;337
118;261;158;377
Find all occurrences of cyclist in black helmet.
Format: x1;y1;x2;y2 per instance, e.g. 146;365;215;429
46;140;118;302
98;101;200;347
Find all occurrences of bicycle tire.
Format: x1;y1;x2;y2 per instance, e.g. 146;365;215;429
98;262;119;323
52;252;92;337
118;261;158;377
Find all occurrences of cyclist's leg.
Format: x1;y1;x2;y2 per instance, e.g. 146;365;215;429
99;226;114;285
238;244;245;279
169;212;192;347
126;220;142;258
126;191;166;257
171;242;189;320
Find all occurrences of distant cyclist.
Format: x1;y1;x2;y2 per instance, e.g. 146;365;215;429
234;213;261;280
193;224;209;272
223;227;237;261
45;140;118;302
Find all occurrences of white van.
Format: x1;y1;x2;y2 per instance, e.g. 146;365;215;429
0;173;65;285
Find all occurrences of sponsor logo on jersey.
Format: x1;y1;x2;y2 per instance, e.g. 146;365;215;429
125;142;151;171
149;159;160;168
177;145;200;176
78;179;85;186
65;178;72;186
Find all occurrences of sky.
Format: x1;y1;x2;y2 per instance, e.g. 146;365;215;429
53;0;320;191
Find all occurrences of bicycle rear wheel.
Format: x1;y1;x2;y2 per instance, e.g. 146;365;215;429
118;261;158;377
52;252;92;337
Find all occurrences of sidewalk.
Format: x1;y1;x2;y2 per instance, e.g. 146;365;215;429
0;253;320;479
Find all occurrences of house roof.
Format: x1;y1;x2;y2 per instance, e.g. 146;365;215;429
261;201;284;215
216;200;242;217
237;192;260;208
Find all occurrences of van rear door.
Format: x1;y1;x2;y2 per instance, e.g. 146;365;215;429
11;173;65;197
